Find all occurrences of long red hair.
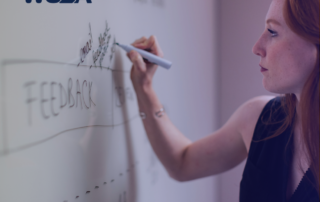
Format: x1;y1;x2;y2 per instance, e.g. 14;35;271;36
262;0;319;194
282;0;319;193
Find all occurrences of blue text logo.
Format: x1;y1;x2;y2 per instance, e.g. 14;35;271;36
26;0;92;3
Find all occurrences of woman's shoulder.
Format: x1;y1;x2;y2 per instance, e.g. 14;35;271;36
235;95;276;152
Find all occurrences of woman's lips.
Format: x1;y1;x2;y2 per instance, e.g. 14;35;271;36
260;65;268;72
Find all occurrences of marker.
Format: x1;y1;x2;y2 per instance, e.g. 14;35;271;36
116;43;172;69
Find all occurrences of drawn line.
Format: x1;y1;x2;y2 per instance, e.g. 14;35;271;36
0;62;8;154
71;162;137;201
0;114;139;157
2;59;131;73
0;59;134;156
112;72;114;129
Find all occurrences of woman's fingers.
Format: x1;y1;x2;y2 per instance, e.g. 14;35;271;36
129;36;162;88
132;36;147;45
148;35;164;57
129;50;147;72
132;36;164;58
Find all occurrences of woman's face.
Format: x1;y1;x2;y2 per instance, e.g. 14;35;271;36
252;0;317;98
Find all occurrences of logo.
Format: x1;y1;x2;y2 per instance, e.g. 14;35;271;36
26;0;92;3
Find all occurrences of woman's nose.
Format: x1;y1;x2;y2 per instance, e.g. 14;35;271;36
252;35;266;57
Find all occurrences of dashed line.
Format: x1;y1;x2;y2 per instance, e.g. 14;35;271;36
64;161;139;202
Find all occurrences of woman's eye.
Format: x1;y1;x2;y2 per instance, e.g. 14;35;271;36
268;29;277;37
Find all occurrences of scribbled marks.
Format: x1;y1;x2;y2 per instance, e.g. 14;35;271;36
92;21;116;68
119;192;127;202
115;86;135;107
78;23;93;66
134;0;165;7
152;0;165;7
134;0;147;3
110;37;117;62
78;21;116;68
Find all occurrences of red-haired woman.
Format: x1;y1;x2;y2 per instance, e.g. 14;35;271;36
127;0;319;201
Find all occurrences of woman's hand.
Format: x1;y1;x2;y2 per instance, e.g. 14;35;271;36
127;35;164;92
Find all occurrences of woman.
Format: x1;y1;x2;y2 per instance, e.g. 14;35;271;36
127;0;319;201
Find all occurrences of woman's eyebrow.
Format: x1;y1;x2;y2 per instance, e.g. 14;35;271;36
266;19;282;26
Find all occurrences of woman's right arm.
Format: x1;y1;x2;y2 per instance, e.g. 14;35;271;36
127;36;193;180
128;36;274;181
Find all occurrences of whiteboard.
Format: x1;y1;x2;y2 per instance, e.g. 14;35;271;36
0;0;219;201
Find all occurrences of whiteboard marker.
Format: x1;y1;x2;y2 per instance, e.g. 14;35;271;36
116;43;172;69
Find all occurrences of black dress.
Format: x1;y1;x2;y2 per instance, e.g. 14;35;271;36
240;97;319;202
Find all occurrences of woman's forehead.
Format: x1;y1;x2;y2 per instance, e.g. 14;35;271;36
265;0;286;26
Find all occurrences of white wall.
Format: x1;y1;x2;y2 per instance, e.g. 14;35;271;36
0;0;220;202
218;0;274;201
0;0;282;201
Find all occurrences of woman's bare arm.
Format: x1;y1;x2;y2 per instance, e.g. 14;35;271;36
174;95;274;181
128;35;274;181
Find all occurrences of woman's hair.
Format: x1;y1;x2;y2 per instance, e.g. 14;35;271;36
267;0;319;193
261;0;319;193
283;0;319;193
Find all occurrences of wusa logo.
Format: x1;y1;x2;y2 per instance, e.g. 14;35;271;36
26;0;92;3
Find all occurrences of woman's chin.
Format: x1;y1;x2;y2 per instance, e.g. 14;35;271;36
262;80;295;95
262;79;281;94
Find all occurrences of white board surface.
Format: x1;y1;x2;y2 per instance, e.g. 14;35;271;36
0;0;219;201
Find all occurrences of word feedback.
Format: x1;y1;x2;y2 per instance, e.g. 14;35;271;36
26;0;92;4
24;78;96;125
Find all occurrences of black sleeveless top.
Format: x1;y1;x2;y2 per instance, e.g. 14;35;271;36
240;97;319;202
